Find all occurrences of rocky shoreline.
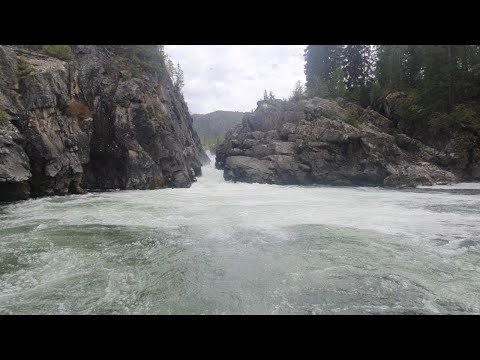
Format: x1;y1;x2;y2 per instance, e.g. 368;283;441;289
215;98;466;188
2;45;478;201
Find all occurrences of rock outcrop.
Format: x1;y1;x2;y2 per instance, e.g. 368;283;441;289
216;98;456;187
0;45;208;201
374;91;480;181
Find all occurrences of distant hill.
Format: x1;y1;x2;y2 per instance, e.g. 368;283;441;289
192;111;246;143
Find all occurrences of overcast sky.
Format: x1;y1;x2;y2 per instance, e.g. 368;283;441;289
164;45;306;114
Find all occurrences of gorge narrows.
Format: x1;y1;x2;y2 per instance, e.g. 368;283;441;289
1;45;480;315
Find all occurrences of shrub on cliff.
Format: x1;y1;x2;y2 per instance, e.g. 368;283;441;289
345;107;364;128
0;108;9;125
41;45;75;61
452;104;480;131
113;45;165;75
66;100;92;120
17;58;36;78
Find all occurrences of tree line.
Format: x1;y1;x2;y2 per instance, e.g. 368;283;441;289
111;46;185;92
303;45;480;135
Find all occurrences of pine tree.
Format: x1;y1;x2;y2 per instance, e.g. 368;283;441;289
343;45;374;90
174;62;185;90
375;45;405;90
290;81;305;102
166;57;176;82
304;45;344;93
329;67;347;98
304;44;480;135
341;45;376;106
402;45;423;87
360;45;374;86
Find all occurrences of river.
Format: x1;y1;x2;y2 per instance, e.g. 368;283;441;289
1;156;479;314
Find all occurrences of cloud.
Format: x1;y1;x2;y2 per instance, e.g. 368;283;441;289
164;45;306;114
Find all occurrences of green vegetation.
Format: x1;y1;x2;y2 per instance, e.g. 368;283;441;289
262;90;276;101
41;45;75;61
0;108;9;125
164;58;185;93
202;137;224;151
153;107;167;122
113;45;165;75
174;62;185;90
323;107;337;119
66;100;92;120
304;45;480;140
17;58;36;78
344;107;364;128
289;81;305;102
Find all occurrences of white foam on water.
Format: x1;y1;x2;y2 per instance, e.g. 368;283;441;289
418;182;480;190
0;155;479;314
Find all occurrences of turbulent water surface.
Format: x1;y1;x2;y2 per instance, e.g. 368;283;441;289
1;156;480;314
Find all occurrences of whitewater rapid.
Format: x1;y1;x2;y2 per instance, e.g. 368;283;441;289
0;156;479;314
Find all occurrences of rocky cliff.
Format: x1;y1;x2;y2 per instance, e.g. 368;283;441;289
0;45;208;202
374;92;480;181
216;98;458;187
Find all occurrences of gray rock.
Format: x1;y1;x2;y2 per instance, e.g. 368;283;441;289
245;144;275;159
265;130;280;141
224;156;274;184
0;123;32;200
373;91;480;181
384;163;456;188
216;97;457;188
272;141;296;155
0;45;208;201
264;155;311;184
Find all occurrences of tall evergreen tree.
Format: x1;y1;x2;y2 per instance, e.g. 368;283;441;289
304;45;343;92
174;62;185;90
290;81;305;102
343;45;374;90
402;45;423;87
166;57;175;81
304;44;480;133
375;45;406;90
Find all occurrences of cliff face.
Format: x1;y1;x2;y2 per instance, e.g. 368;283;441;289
216;98;457;187
0;45;208;202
